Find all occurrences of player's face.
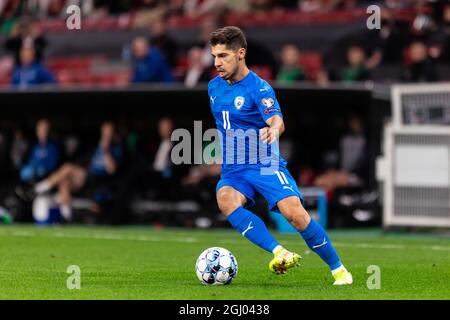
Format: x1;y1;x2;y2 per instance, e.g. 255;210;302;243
211;44;243;81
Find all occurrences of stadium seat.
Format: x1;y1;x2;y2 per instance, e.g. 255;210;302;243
251;65;273;81
299;52;323;81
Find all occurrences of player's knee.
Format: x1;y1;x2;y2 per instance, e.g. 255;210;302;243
217;189;242;216
281;199;311;230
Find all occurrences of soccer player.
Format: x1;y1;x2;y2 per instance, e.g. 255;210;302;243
208;26;352;285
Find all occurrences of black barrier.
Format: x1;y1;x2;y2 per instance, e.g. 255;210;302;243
0;83;390;226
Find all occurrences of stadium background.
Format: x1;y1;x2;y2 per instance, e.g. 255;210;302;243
0;0;449;229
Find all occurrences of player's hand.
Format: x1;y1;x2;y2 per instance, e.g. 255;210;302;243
260;127;279;144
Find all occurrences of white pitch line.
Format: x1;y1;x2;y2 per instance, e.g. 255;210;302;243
3;230;450;252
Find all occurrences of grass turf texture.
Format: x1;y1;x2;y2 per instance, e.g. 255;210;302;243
0;225;449;300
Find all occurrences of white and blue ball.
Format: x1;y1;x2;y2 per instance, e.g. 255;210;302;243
195;247;238;285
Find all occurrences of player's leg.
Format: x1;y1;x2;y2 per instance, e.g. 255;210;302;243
216;184;280;254
240;168;301;274
34;163;80;194
54;165;87;221
276;196;352;284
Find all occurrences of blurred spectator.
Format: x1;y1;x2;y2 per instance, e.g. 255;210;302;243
184;46;213;87
20;118;60;183
152;117;176;179
299;0;340;12
365;8;408;68
276;44;305;85
149;15;178;67
401;40;439;82
11;46;56;89
194;16;220;73
340;44;371;81
32;121;122;221
0;0;22;34
428;3;450;62
130;36;174;83
227;0;251;12
318;44;370;83
249;0;276;13
109;117;184;224
314;114;367;192
183;0;228;18
4;19;48;66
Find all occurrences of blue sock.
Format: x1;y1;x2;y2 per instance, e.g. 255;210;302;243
227;206;279;253
299;219;342;270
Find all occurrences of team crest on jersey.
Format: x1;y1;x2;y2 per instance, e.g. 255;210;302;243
234;96;245;110
261;97;274;108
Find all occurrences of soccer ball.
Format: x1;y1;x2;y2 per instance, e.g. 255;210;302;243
195;247;238;285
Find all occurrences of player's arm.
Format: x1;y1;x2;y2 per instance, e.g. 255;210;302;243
255;82;284;144
103;152;117;175
260;115;284;144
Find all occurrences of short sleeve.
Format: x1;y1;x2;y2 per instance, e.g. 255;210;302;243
254;82;283;122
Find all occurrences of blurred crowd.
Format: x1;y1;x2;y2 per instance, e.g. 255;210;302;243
0;0;449;88
0;112;368;226
0;116;217;224
0;0;417;20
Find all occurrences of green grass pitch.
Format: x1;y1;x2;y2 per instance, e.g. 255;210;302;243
0;225;449;300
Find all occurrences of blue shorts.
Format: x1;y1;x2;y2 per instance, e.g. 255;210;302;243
216;166;304;213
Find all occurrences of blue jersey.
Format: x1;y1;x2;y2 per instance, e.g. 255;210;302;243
131;48;174;84
89;144;122;176
208;70;287;174
11;62;55;89
20;140;60;181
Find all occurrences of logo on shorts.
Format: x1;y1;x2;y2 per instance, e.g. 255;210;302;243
261;97;274;108
234;96;245;110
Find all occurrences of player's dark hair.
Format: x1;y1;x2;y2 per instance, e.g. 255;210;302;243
209;26;247;51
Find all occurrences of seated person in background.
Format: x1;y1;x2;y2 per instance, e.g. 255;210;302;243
109;117;182;224
33;121;122;221
20;118;60;183
130;36;174;84
184;46;213;87
11;45;55;89
135;116;182;198
276;44;305;85
401;41;439;82
314;115;367;192
340;44;371;82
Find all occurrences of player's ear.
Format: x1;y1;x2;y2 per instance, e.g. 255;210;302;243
238;48;246;60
